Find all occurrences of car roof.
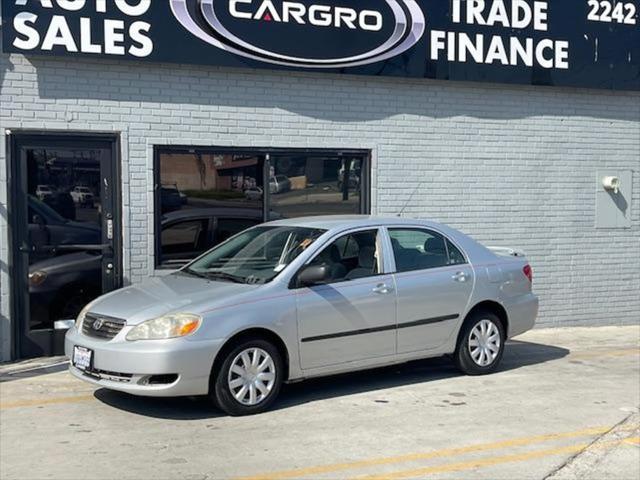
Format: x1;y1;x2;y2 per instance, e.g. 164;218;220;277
263;215;448;231
162;208;264;222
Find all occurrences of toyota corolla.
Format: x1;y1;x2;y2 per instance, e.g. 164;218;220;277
66;216;538;416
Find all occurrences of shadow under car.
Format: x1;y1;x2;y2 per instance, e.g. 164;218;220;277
92;340;569;420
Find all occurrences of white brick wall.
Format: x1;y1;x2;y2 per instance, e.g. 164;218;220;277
1;53;639;360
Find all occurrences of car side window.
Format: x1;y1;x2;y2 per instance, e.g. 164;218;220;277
389;228;451;272
447;239;467;265
309;230;379;283
161;219;208;265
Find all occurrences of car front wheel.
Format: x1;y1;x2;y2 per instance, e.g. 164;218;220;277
454;312;505;375
212;339;283;416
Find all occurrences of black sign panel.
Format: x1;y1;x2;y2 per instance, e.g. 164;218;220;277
2;1;639;91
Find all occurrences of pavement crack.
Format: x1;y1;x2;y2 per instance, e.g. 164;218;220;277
543;411;637;480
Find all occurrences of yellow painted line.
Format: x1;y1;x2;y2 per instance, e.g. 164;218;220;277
236;426;611;480
572;347;639;360
623;437;640;446
354;437;640;480
0;394;95;410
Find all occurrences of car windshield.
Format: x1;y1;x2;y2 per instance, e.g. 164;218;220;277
183;226;326;284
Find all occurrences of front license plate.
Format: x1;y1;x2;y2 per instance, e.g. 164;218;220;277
73;346;93;371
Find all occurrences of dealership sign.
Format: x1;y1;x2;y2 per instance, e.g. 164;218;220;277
2;1;639;90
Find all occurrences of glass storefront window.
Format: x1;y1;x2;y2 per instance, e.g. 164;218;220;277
156;151;265;268
156;148;368;268
269;155;361;219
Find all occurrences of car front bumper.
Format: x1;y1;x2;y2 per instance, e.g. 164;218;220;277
65;326;223;397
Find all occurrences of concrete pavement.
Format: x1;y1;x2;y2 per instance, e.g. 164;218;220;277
0;326;638;480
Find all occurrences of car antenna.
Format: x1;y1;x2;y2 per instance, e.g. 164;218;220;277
396;181;424;217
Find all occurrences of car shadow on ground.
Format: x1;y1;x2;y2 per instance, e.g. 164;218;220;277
93;340;569;420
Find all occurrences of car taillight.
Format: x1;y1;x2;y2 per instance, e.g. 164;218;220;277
523;264;533;283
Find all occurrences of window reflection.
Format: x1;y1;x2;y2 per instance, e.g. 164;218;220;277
270;156;361;218
25;148;104;330
159;152;264;212
157;152;265;267
156;149;368;268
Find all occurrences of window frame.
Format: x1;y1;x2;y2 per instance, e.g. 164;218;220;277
290;226;388;289
154;146;371;269
385;226;469;274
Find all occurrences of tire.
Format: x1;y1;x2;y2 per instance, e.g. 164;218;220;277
212;338;283;416
454;311;505;375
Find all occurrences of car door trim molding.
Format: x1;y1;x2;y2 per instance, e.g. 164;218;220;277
301;314;459;343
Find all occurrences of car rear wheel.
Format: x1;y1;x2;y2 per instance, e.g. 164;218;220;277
212;339;283;416
454;312;505;375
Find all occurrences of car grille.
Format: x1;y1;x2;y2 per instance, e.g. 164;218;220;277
81;314;126;340
82;368;133;383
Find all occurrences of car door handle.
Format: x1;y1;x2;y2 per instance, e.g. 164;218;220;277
372;283;394;294
452;272;468;282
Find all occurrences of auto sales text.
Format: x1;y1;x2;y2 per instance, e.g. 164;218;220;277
12;0;153;58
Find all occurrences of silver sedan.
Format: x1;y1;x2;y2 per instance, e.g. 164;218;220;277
65;216;538;415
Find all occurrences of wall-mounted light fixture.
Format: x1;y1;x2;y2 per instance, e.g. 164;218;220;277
602;176;620;194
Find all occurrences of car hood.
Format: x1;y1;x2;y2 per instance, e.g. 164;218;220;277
89;273;262;325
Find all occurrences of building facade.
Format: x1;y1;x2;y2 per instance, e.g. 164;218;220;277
1;1;639;360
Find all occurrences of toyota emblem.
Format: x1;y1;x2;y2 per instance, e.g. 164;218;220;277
92;318;105;330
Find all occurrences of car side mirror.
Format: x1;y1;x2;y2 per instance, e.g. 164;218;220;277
297;264;330;287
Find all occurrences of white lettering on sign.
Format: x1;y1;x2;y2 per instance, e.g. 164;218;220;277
41;15;78;51
11;0;154;57
114;0;151;16
13;12;40;50
451;0;548;31
56;0;86;11
129;21;153;57
430;30;569;70
434;0;568;70
15;0;54;7
80;17;101;53
229;0;384;32
588;0;637;25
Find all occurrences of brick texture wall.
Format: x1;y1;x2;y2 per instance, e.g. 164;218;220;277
1;53;639;360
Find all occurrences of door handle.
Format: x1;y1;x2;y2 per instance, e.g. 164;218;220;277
452;272;468;282
372;283;394;294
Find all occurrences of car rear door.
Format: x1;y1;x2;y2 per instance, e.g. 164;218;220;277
294;228;397;370
387;227;474;354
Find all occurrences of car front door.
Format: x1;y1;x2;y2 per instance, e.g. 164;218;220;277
388;227;474;354
294;228;397;370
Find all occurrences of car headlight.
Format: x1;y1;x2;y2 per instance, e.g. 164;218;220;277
75;302;94;330
126;313;202;341
28;271;48;286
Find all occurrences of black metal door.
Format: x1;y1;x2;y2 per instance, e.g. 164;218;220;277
9;133;121;358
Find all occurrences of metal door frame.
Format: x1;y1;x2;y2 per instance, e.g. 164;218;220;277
7;131;123;359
